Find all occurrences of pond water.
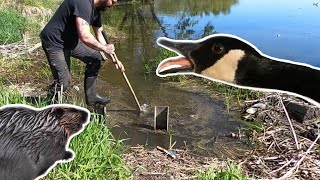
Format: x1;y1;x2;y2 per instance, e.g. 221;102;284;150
97;0;320;157
154;0;320;66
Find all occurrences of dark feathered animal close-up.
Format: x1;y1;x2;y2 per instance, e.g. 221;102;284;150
0;104;90;180
156;34;320;107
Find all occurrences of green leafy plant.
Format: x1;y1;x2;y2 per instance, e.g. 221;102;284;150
197;162;246;180
0;82;27;105
168;129;176;149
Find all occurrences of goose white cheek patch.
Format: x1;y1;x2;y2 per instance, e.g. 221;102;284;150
0;104;90;180
155;34;320;107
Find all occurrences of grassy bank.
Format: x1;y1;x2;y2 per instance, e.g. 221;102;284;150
46;113;131;179
0;82;132;179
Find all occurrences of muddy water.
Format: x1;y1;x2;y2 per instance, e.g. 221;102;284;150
94;0;320;157
96;78;246;157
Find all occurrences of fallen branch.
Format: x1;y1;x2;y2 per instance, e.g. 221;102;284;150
279;95;300;150
140;172;166;176
27;42;42;54
270;159;293;174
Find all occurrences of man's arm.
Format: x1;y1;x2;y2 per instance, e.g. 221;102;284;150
75;17;113;53
93;26;107;45
92;24;125;72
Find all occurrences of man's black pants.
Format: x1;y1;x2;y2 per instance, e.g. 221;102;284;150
42;41;103;92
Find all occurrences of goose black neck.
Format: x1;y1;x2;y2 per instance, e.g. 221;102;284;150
235;55;320;103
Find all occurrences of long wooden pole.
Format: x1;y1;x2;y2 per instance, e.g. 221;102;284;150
100;31;142;111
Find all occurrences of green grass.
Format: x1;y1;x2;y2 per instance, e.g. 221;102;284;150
21;0;61;9
143;48;175;74
240;120;264;132
143;48;187;82
168;129;175;149
70;58;86;76
197;162;246;180
0;82;28;105
0;8;27;44
46;113;131;179
217;84;261;112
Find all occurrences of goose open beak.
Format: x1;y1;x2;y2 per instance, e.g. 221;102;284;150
156;38;197;75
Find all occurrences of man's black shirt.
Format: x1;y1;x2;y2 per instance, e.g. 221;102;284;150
40;0;102;49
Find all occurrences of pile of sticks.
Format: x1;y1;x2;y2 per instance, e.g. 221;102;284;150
0;39;41;59
241;93;320;179
122;145;221;180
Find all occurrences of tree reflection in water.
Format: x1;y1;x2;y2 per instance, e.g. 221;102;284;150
106;0;238;39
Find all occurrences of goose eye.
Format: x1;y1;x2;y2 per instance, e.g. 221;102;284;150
212;43;224;54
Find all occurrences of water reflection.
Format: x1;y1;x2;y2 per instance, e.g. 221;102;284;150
156;0;320;66
153;0;236;39
154;0;238;16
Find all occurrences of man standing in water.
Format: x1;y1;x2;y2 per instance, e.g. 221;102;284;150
40;0;124;106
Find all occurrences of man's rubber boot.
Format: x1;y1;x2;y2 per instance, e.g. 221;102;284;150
85;76;111;106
